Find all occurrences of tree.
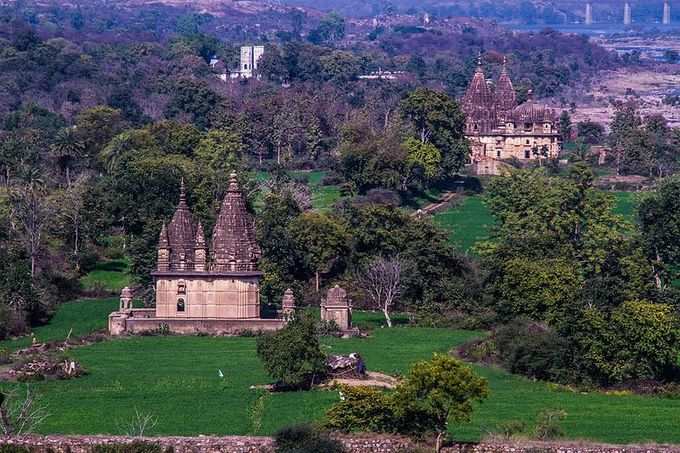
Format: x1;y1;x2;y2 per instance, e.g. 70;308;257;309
289;212;350;293
256;314;326;389
575;301;680;384
401;137;442;191
400;88;470;176
57;175;90;259
0;389;48;436
308;13;346;45
9;170;53;278
74;106;126;162
577;120;605;145
559;110;572;143
50;127;85;187
393;354;489;452
638;176;680;287
357;256;403;327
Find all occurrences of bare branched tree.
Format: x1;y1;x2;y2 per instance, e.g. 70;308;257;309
119;408;158;437
0;388;49;436
357;256;403;328
9;169;54;278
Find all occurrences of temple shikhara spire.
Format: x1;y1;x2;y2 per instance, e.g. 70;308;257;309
210;173;261;272
462;55;561;175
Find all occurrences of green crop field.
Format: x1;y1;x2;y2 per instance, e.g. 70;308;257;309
80;259;132;293
255;170;341;211
434;197;495;252
0;298;118;351
4;301;680;444
434;191;638;252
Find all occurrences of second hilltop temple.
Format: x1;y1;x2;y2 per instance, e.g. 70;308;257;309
463;59;562;175
108;173;287;335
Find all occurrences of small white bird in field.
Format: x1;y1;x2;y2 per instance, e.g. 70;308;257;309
218;369;224;379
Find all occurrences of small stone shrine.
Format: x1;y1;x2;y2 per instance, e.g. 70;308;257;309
321;285;353;331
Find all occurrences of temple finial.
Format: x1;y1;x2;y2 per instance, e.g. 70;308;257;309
475;52;483;71
179;177;187;204
228;171;239;192
159;222;169;248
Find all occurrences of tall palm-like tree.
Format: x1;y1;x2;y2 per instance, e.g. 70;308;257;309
50;127;85;187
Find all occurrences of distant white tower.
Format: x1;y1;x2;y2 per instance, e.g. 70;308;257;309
238;46;264;79
585;2;593;25
664;0;671;25
624;2;632;25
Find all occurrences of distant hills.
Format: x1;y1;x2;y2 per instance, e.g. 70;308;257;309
276;0;677;23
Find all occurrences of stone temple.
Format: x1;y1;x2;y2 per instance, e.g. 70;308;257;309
463;58;562;175
108;174;287;335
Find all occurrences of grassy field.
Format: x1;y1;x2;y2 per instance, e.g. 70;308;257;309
7;315;680;444
255;170;341;211
0;298;118;351
80;259;131;293
434;191;638;252
433;197;495;252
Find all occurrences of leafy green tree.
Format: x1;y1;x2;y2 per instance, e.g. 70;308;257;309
308;13;346;45
165;79;221;130
194;129;244;174
559;110;572;142
400;88;470;176
401;137;442;191
639;176;680;287
256;191;307;305
575;301;680;384
320;51;360;84
50;127;85;187
256;314;326;389
74;106;126;163
494;257;582;323
393;354;489;452
289;212;350;293
577;120;604;145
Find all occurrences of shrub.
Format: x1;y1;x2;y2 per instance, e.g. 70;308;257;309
256;314;326;389
494;320;574;383
91;442;163;453
533;409;567;441
325;354;488;453
0;348;10;365
0;446;31;453
494;420;528;439
325;386;396;433
274;424;345;453
321;174;344;186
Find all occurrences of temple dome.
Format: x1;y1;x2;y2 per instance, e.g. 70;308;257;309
511;94;557;123
210;172;261;272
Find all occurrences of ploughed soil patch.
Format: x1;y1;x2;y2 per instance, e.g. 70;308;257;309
0;333;108;382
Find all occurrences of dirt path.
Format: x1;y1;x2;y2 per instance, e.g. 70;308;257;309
414;191;458;216
321;371;400;389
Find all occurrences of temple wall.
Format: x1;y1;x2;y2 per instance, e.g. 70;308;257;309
4;435;679;453
471;133;560;162
111;313;285;335
156;276;260;319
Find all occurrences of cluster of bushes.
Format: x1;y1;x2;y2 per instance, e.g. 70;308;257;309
471;168;680;388
325;354;488;451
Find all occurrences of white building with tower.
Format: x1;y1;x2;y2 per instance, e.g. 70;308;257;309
231;45;265;80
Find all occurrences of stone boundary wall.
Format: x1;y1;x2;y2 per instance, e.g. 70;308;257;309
2;435;680;453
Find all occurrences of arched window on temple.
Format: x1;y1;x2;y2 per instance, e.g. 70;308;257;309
177;298;186;312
